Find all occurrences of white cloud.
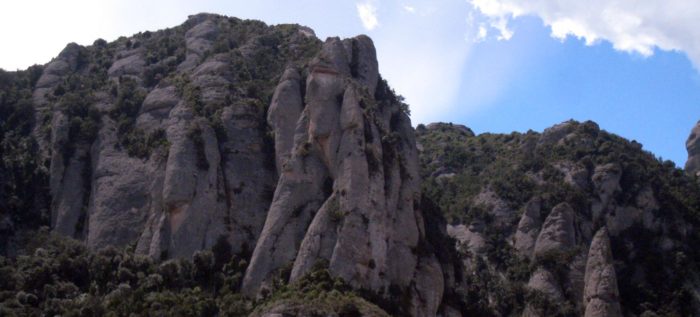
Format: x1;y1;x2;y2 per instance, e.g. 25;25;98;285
356;1;379;30
469;0;700;69
475;25;487;42
403;5;416;14
372;1;472;124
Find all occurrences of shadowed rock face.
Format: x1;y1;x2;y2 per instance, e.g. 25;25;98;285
687;121;700;177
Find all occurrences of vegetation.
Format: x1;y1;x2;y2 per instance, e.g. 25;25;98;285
0;67;51;250
0;230;390;316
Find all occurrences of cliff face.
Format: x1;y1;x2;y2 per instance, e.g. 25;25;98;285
30;13;313;259
0;13;451;316
241;35;444;316
687;120;700;177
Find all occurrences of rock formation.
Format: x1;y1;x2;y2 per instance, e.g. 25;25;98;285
240;35;444;316
591;163;621;222
533;202;575;258
583;227;622;317
447;222;486;255
28;14;289;258
514;197;542;258
11;14;451;316
4;11;700;317
522;268;565;317
686;120;700;177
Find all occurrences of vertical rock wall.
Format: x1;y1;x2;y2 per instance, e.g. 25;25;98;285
241;36;444;316
31;15;449;316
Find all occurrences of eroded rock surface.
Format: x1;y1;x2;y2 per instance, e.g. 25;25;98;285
35;14;313;259
241;36;445;316
514;197;542;258
534;202;575;258
26;14;451;316
583;227;622;317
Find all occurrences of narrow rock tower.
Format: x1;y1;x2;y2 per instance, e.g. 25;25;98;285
240;35;444;316
686;121;700;177
583;227;622;317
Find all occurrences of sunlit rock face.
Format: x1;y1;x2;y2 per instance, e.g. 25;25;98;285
241;35;445;317
25;13;451;316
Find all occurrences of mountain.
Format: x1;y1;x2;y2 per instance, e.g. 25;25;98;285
0;13;450;316
417;121;700;316
1;12;700;317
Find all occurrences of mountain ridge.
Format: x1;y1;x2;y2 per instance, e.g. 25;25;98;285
0;12;699;317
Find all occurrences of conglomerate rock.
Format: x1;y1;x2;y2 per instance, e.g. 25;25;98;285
583;227;622;317
26;13;449;316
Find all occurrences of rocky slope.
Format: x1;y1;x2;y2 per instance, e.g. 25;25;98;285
418;121;700;316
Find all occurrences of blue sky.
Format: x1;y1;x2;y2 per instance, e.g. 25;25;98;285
1;0;698;166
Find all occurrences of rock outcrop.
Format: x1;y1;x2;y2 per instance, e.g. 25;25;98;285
513;197;542;258
29;14;311;258
522;267;566;317
533;202;575;258
241;35;444;316
447;222;486;255
17;14;450;316
583;227;622;317
686;121;700;177
591;163;621;222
